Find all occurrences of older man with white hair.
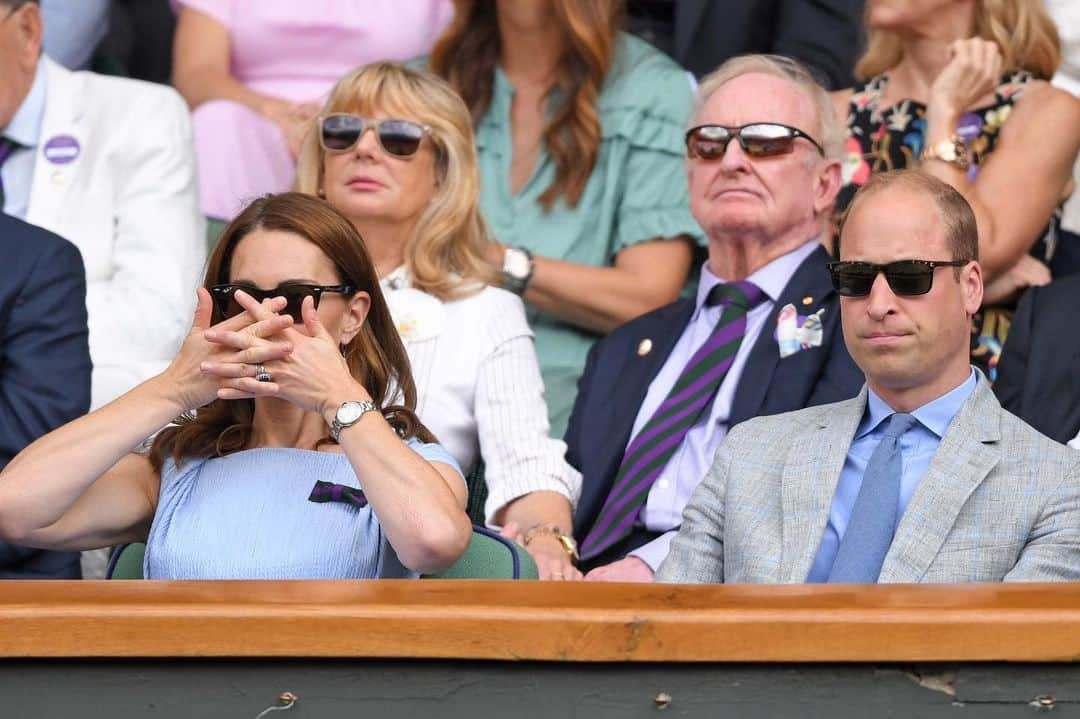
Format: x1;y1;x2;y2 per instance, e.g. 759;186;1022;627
563;54;864;582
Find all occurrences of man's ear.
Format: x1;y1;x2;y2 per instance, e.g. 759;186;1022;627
17;3;43;66
812;158;843;216
961;261;983;316
340;291;371;345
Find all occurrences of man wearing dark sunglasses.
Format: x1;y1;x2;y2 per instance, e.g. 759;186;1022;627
566;55;864;583
657;169;1080;585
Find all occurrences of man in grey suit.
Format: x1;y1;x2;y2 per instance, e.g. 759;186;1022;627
657;170;1080;584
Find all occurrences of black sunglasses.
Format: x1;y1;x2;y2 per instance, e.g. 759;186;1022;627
210;283;355;323
319;114;431;157
827;260;970;297
686;122;825;160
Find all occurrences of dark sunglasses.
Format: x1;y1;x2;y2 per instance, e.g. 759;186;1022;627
319;114;430;157
686;122;825;160
210;283;355;323
827;260;970;297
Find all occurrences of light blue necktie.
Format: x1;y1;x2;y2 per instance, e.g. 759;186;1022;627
827;412;917;583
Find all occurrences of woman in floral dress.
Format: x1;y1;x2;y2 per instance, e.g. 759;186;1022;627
831;0;1080;380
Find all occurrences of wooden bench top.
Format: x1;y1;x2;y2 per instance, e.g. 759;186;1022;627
2;580;1079;662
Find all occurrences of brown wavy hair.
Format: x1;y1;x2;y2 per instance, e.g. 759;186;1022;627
148;193;434;473
856;0;1061;81
429;0;621;211
295;62;499;301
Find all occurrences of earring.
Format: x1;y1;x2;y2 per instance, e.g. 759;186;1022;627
317;188;326;198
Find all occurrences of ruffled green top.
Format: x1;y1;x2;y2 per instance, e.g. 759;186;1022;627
475;33;705;435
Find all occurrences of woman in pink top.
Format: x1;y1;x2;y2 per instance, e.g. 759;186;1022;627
172;0;453;222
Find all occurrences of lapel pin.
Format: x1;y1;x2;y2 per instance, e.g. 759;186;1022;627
42;135;81;165
637;338;653;356
802;296;814;306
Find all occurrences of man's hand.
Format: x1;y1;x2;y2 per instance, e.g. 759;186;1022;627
584;556;654;582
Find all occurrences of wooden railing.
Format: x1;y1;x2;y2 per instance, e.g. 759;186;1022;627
2;581;1079;662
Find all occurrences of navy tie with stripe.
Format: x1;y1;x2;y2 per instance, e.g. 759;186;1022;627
579;280;767;561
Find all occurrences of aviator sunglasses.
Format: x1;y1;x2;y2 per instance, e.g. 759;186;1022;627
686;122;825;160
210;283;355;323
319;114;431;157
826;260;970;297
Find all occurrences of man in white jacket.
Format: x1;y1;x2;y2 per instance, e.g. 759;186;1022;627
0;0;205;409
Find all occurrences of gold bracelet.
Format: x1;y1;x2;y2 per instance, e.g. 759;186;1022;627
522;524;580;564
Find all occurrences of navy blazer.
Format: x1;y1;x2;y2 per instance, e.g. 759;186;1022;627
994;275;1080;445
566;246;864;539
0;214;92;579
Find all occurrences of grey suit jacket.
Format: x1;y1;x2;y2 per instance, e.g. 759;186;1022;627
656;374;1080;583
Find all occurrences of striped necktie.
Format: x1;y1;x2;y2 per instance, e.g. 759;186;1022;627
0;137;20;211
579;280;767;561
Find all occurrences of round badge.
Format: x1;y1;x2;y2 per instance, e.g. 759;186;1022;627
42;135;81;165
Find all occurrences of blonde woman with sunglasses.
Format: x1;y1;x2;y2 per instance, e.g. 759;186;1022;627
295;62;584;581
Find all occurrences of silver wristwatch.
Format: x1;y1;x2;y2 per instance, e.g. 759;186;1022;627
329;400;377;441
502;246;535;295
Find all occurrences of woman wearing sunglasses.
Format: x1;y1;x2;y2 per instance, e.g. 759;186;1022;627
295;63;584;580
0;192;472;579
427;0;706;437
171;0;453;225
831;0;1080;381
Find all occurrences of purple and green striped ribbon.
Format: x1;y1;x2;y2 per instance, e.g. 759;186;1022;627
579;280;766;561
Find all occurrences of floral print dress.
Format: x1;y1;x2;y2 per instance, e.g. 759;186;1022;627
834;70;1059;382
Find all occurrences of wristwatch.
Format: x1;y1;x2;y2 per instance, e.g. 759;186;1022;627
329;400;377;441
920;136;970;170
523;524;579;564
502;246;535;295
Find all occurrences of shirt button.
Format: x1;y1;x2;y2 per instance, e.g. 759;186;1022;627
657;479;669;490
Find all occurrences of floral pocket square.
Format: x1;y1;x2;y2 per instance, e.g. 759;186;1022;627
776;303;825;358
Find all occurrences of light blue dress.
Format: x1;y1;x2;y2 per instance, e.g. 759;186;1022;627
144;439;461;580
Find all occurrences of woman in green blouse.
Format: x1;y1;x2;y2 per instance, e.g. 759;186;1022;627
430;0;705;439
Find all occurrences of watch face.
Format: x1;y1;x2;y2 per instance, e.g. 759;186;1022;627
337;401;366;425
504;248;531;279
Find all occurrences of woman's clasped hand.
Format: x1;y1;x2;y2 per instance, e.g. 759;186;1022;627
190;288;366;419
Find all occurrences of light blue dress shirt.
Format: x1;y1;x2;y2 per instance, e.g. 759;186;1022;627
41;0;111;71
806;368;978;582
0;58;46;219
627;240;820;570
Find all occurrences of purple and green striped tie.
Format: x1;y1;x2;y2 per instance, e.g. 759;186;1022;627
579;280;767;561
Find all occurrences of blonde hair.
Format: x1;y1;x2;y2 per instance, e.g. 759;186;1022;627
691;54;844;161
856;0;1061;81
295;62;499;301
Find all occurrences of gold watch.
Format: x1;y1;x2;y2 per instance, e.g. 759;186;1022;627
522;524;579;564
920;136;970;170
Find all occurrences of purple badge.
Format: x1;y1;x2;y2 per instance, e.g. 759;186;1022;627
42;135;80;165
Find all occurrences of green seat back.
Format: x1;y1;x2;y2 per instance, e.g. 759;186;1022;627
424;527;538;580
108;542;146;579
